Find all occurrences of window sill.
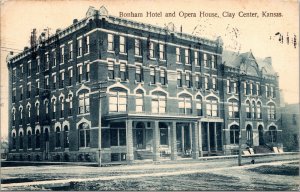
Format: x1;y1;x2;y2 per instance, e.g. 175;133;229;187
134;55;142;58
77;113;90;117
60;63;64;65
35;148;40;150
107;50;115;54
159;59;166;62
68;59;73;62
84;52;90;56
176;62;182;64
150;57;156;61
77;55;82;59
119;52;127;55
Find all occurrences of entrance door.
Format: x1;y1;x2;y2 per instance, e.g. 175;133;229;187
258;125;264;145
136;122;145;149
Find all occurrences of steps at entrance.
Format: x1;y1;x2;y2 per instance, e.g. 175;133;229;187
135;150;153;160
253;145;273;154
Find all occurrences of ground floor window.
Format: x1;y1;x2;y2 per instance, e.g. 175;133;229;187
160;123;168;145
110;128;126;146
79;123;90;147
230;125;239;144
269;126;277;143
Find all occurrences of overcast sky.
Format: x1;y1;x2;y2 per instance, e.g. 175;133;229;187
0;0;299;139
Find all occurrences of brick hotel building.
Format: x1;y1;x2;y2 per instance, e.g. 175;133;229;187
6;6;282;163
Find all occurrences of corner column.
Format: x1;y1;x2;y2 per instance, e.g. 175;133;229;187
170;121;177;160
153;121;160;161
126;119;134;164
192;122;199;159
198;121;203;157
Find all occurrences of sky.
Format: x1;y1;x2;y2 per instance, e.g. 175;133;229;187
0;0;299;139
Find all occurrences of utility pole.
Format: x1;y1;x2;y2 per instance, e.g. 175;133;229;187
237;71;245;166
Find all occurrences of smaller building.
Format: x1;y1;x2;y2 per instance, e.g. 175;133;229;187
281;103;300;152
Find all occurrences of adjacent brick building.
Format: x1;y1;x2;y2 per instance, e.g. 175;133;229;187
6;6;282;163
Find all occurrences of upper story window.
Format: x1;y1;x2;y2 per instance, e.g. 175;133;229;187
243;82;247;95
185;49;190;64
59;71;64;88
108;61;114;79
186;72;191;88
20;86;23;100
37;58;40;73
250;83;253;95
84;36;90;54
203;53;208;67
35;102;40;121
12;108;16;125
228;99;239;118
12;68;16;82
119;63;127;81
12;89;16;103
233;82;237;94
246;101;251;118
60;46;65;64
109;88;127;112
19;106;23;120
135;65;142;82
135;39;141;56
204;76;209;90
251;101;256;119
108;34;114;51
52;98;56;119
45;53;49;70
176;47;181;63
45;76;49;89
68;43;73;60
257;102;262;119
28;62;31;76
265;85;269;97
77;65;82;83
27;83;31;98
267;103;276;120
45;100;49;116
27;105;31;119
52;73;57;89
52;51;57;67
160;69;166;85
136;90;144;112
195;74;201;89
256;83;260;95
178;94;192;115
177;71;182;87
68;68;73;86
211;55;216;69
119;36;126;53
194;51;199;66
149;42;154;58
77;38;82;57
150;67;156;84
206;97;218;117
159;44;165;60
152;92;166;114
270;87;275;98
196;95;203;116
78;90;90;114
20;64;24;74
86;63;90;81
212;77;217;91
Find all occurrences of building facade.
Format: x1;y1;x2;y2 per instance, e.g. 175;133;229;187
7;6;282;163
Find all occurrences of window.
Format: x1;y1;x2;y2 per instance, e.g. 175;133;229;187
178;94;192;114
135;39;141;56
55;127;61;148
68;94;73;116
252;101;256;119
68;68;73;86
45;100;49;119
68;43;73;60
212;77;217;91
27;83;31;98
265;85;269;97
194;51;199;65
119;36;126;53
195;74;201;89
59;71;64;88
152;92;166;114
150;67;156;84
12;109;15;126
79;122;90;147
37;58;40;73
27;130;32;149
256;83;260;95
160;69;166;85
52;74;56;89
77;65;82;83
206;97;218;117
77;38;82;57
159;44;165;60
228;99;239;118
185;49;190;64
108;61;114;79
186;72;191;88
35;103;40;122
136;90;144;112
35;129;41;149
233;82;237;94
64;126;69;148
230;125;239;144
135;65;142;82
243;82;247;95
108;34;114;51
12;89;16;102
149;42;154;58
246;101;251;118
60;97;64;118
177;71;182;87
110;127;126;146
20;86;23;100
268;103;276;120
176;47;181;63
12;68;16;82
271;87;275;98
86;63;90;81
45;76;49;89
52;98;56;119
28;62;31;76
45;53;49;70
36;80;40;96
60;46;65;64
211;55;216;69
20;65;24;74
52;51;56;67
196;95;203;116
246;125;253;146
250;83;253;95
203;53;208;67
19;131;23;150
27;105;31;122
109;89;127;112
160;123;168;145
78;91;90;114
204;76;209;90
85;36;90;54
12;132;16;150
120;62;127;81
269;126;277;143
257;102;262;119
227;80;230;93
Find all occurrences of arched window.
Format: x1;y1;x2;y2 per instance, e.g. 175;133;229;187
136;90;144;112
269;126;277;143
67;94;73;116
19;106;23;122
35;103;40;122
45;100;49;119
12;109;16;126
60;97;64;118
196;95;202;116
44;128;49;142
79;122;90;148
78;90;90;114
109;88;127;112
52;98;56;119
64;125;69;148
27;105;31;123
267;103;276;120
152;91;166;114
19;130;24;150
230;125;239;144
228;99;239;118
257;102;262;119
252;101;256;119
35;129;41;149
246;101;251;118
178;94;192;114
12;132;16;150
27;130;32;149
206;97;218;117
55;127;61;148
246;125;253;146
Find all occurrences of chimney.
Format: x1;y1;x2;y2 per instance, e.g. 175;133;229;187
73;19;78;24
24;46;29;51
264;57;272;65
56;28;62;33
